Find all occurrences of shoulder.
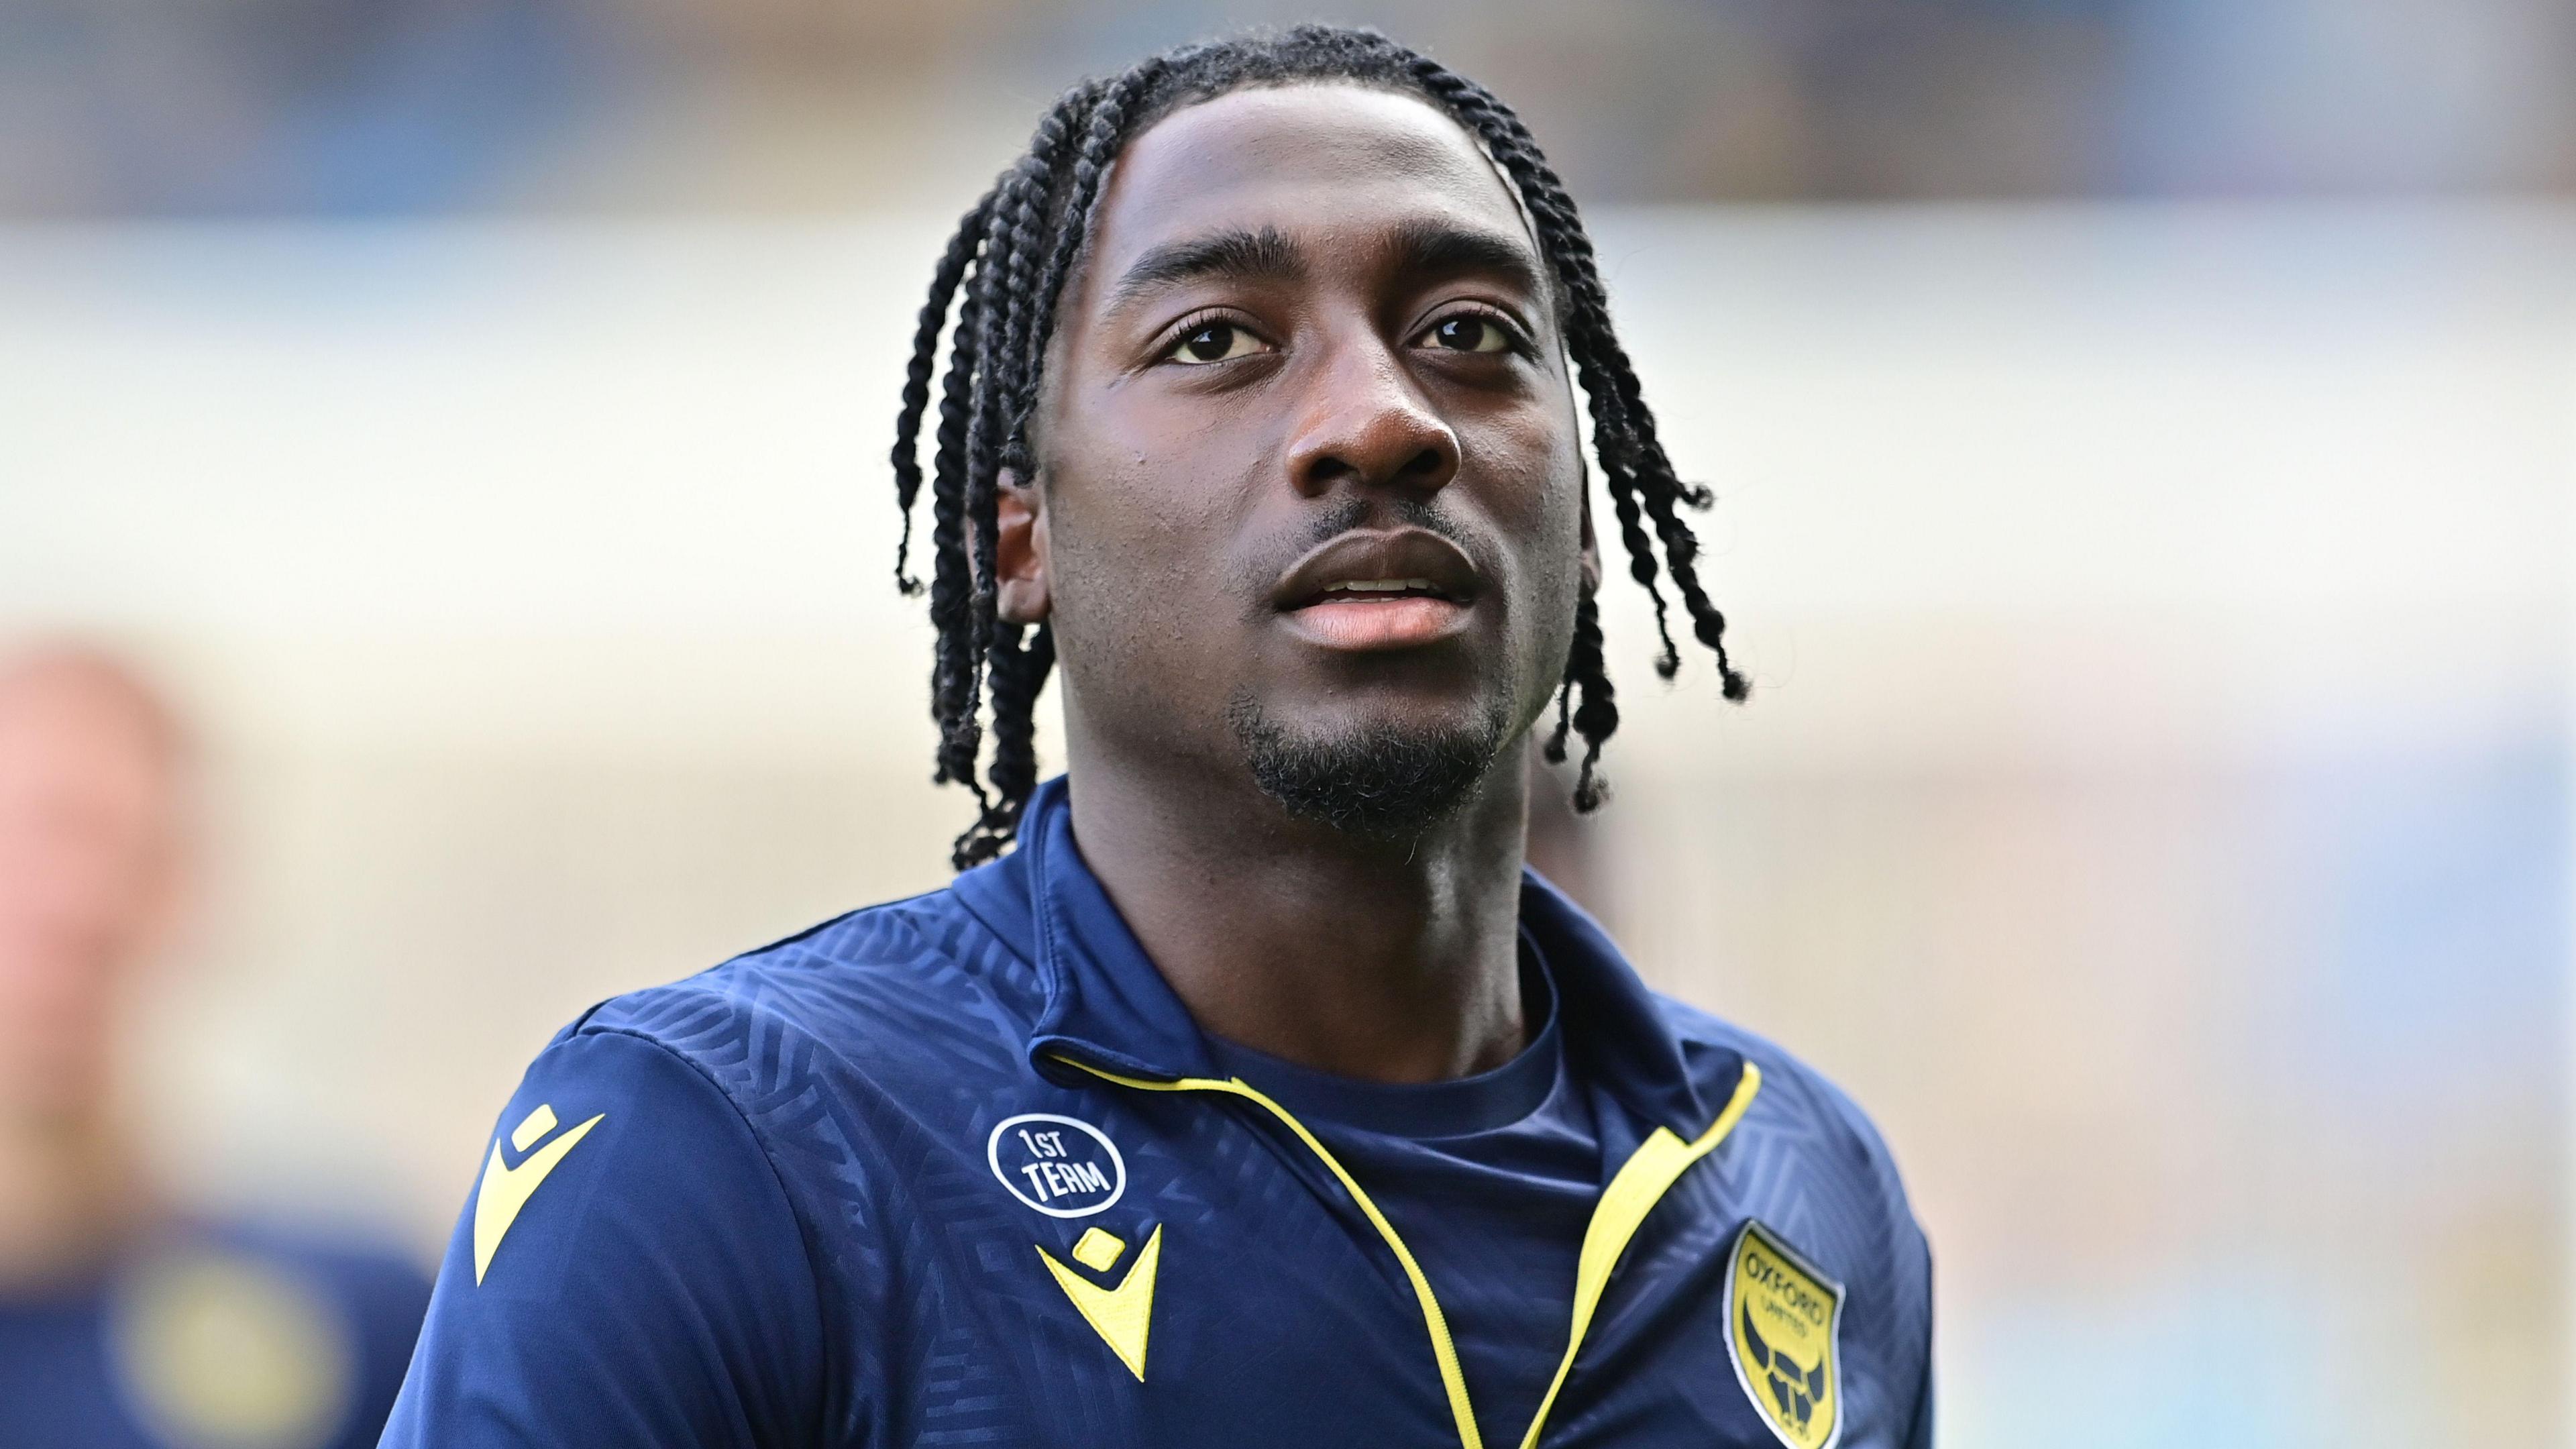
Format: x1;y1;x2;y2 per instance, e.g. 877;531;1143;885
566;885;1042;1110
393;1022;834;1446
494;885;1040;1233
1654;994;1935;1410
586;885;1032;1033
1655;993;1928;1277
1662;998;1911;1195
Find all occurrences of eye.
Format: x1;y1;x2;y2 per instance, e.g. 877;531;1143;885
1422;315;1511;354
1165;320;1269;365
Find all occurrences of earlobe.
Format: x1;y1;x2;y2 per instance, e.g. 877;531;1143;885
995;472;1053;625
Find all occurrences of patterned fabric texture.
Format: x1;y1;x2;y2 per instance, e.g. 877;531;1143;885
383;776;1933;1448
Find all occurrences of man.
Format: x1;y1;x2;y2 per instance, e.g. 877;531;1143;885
0;647;430;1449
386;25;1931;1448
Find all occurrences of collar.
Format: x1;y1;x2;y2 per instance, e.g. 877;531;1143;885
948;775;1733;1140
1199;932;1562;1138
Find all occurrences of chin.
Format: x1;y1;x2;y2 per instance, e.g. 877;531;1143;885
1224;688;1514;839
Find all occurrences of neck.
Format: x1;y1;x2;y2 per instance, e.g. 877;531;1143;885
1065;733;1534;1085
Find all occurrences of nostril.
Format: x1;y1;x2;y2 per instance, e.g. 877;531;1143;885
1285;411;1460;496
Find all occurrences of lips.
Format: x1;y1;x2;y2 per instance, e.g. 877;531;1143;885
1274;529;1481;609
1273;529;1482;651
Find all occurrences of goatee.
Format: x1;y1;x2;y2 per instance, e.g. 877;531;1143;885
1225;690;1511;839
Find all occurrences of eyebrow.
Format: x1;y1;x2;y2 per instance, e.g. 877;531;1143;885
1102;217;1549;317
1379;217;1547;301
1106;225;1306;313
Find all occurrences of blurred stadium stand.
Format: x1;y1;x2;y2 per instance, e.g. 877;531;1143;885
2;0;2571;216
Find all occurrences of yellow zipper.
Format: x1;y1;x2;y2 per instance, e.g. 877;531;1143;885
1055;1055;1763;1449
1511;1063;1761;1447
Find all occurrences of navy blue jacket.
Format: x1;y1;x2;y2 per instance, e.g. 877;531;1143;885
384;777;1932;1447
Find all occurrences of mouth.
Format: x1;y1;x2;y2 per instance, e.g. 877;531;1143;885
1273;529;1482;652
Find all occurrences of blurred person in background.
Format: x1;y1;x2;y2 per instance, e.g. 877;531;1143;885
0;646;429;1449
384;25;1928;1449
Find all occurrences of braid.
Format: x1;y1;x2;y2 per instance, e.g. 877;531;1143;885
945;157;1041;790
925;264;985;800
890;196;989;596
1561;594;1616;810
888;24;1749;862
985;99;1089;480
933;224;1006;792
1006;69;1159;478
949;93;1095;858
955;621;1057;867
945;117;1075;797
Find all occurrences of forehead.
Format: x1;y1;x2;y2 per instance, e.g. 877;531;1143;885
1082;82;1534;292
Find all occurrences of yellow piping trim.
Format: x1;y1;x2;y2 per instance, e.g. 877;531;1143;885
1056;1055;1762;1449
1058;1057;1487;1449
1514;1061;1761;1448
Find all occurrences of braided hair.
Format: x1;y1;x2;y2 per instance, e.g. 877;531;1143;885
890;24;1748;869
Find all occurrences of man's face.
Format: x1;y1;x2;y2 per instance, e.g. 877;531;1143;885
0;661;180;1122
1014;83;1593;830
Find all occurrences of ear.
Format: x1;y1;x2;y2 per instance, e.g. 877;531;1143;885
995;468;1053;625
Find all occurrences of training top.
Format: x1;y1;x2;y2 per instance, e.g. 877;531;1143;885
382;776;1933;1448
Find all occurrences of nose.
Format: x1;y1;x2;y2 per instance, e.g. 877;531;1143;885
1282;342;1460;499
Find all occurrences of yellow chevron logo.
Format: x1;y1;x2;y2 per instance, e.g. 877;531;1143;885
473;1104;605;1284
1036;1224;1162;1381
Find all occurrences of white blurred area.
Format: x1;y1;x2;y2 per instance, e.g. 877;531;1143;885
1;201;2567;1446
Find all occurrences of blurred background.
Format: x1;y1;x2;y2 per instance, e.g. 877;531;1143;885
2;1;2569;1445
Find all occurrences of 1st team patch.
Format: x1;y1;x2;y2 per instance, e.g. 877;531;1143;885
989;1113;1127;1218
1723;1220;1845;1449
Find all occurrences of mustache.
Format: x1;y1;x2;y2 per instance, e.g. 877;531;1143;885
1221;487;1504;606
1244;494;1481;587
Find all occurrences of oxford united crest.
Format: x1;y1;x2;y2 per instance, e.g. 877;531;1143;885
1723;1220;1845;1449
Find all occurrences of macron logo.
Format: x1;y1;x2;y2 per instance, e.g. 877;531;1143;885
472;1103;605;1284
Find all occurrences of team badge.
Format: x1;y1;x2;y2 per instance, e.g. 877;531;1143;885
1723;1220;1845;1449
988;1112;1126;1218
